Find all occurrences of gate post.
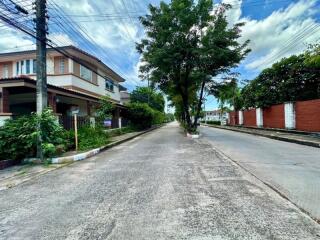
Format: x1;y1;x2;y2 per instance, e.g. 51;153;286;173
284;102;295;129
256;108;263;128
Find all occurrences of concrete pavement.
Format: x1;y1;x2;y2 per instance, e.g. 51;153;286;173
202;124;320;148
0;122;319;239
200;125;320;221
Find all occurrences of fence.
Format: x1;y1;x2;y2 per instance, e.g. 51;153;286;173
228;99;320;132
59;115;90;130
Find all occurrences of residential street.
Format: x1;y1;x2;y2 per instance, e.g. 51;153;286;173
200;126;320;221
0;123;319;239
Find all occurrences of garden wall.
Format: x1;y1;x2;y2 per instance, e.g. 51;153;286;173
228;111;238;125
227;99;320;132
295;99;320;132
243;109;256;127
263;104;285;129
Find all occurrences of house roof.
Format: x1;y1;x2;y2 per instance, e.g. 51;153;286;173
0;45;125;83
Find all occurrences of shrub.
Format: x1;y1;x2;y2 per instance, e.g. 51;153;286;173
0;108;67;160
165;113;175;122
204;120;221;125
74;125;110;151
106;126;134;137
126;102;155;130
152;110;165;125
42;143;56;158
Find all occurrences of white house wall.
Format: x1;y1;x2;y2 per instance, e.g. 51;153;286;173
95;75;120;101
48;75;73;87
47;57;54;74
71;75;104;96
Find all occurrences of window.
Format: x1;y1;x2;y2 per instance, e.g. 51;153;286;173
80;65;92;81
26;60;30;74
16;61;19;75
20;60;24;74
2;64;9;78
33;59;37;73
105;78;114;92
59;58;65;74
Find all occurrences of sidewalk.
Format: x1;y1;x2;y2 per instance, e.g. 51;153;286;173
0;126;161;191
202;124;320;148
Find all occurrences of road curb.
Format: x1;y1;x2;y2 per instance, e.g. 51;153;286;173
51;125;164;164
202;124;320;148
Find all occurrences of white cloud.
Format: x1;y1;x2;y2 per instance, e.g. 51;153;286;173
222;0;242;26
49;33;76;46
0;27;35;52
1;0;318;88
232;0;320;70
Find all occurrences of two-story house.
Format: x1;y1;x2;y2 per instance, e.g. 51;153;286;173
0;46;126;128
203;109;228;123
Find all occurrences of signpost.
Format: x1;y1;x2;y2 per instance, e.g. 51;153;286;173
71;107;80;151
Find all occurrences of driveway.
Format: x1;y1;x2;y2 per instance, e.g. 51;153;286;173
0;122;319;239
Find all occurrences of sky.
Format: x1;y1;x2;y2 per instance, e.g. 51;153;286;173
0;0;319;111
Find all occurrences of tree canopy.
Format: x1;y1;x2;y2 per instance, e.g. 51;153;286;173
137;0;250;132
130;86;165;112
241;45;320;109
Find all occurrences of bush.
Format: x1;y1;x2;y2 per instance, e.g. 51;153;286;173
152;110;165;125
0;108;67;160
203;120;221;125
165;113;175;122
73;125;110;151
106;126;135;137
126;102;155;130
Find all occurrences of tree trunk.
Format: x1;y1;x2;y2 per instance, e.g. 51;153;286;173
193;79;206;128
182;94;192;131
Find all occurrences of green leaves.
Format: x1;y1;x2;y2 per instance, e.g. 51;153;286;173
96;96;115;121
126;102;165;130
241;47;320;109
0;108;67;160
137;0;250;130
130;87;165;112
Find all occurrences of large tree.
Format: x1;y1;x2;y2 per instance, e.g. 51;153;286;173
137;0;250;132
130;86;165;112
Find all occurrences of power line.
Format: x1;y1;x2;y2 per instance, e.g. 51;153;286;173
253;22;320;68
46;0;130;80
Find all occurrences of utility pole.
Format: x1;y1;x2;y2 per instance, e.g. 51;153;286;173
35;0;47;160
147;78;150;105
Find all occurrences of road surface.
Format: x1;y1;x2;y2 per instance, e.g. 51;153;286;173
0;123;319;239
200;125;320;221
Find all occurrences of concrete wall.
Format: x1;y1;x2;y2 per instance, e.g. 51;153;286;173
263;104;285;129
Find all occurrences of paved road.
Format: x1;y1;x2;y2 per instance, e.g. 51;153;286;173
0;123;319;239
200;126;320;221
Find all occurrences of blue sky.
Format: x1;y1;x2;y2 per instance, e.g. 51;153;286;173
0;0;319;111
